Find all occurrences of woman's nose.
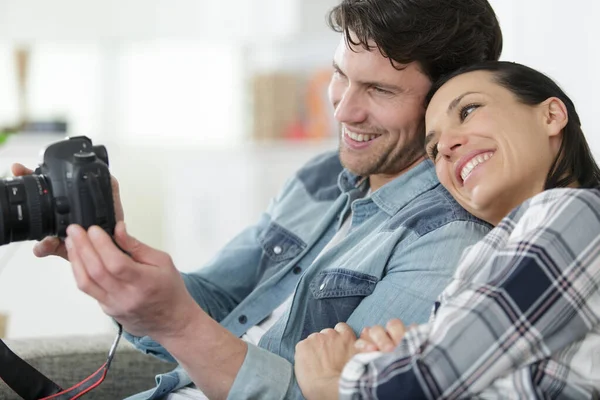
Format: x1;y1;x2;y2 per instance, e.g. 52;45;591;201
437;131;467;160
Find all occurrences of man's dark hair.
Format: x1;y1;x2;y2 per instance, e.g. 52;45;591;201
426;61;600;189
327;0;503;82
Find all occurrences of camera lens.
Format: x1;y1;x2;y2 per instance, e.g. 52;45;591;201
0;175;55;245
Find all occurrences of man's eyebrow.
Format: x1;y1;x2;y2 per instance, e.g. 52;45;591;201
332;61;346;77
447;91;480;114
332;60;404;92
363;80;404;92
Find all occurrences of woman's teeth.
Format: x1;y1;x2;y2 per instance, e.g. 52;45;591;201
345;129;380;142
461;152;494;181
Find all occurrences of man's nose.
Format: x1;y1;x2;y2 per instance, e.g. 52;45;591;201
333;89;368;124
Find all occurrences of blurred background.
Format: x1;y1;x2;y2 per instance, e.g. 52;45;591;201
0;0;598;339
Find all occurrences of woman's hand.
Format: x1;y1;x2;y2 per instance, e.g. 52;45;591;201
355;318;410;353
295;322;358;400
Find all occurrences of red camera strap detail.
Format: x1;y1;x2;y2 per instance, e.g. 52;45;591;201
0;325;122;400
39;362;108;400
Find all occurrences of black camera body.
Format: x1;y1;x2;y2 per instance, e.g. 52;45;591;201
0;136;116;245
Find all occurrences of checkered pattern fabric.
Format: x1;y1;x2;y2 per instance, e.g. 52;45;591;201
340;188;600;399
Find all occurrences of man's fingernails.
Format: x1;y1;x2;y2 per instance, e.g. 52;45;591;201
88;226;105;239
65;238;72;251
355;340;365;349
66;225;80;237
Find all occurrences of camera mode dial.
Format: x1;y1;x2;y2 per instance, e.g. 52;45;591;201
73;152;96;164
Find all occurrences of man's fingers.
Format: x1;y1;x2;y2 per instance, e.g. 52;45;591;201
66;236;108;302
113;221;173;267
66;225;122;292
11;163;33;176
110;176;125;222
320;328;337;335
33;237;68;259
334;322;357;340
386;319;407;346
87;225;142;281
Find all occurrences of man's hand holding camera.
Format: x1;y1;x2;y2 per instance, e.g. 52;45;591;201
11;159;209;340
63;222;247;398
10;138;248;399
64;220;200;339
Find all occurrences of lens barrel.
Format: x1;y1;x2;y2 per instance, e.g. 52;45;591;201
0;175;55;245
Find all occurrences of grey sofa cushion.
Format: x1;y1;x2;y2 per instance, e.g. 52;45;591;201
0;334;176;400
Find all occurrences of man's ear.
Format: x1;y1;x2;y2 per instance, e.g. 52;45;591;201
541;97;568;138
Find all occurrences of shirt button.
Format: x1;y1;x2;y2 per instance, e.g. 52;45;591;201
319;283;326;290
238;315;248;324
273;245;283;255
292;266;302;275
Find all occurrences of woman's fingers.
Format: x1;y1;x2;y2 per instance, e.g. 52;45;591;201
386;319;407;346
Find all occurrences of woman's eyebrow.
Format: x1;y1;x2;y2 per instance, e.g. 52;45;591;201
447;91;480;114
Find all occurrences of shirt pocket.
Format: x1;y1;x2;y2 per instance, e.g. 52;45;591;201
257;222;306;278
302;268;378;339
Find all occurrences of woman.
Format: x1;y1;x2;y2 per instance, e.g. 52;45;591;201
294;61;600;399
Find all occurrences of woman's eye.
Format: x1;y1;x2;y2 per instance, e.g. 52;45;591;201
459;104;480;121
428;144;439;160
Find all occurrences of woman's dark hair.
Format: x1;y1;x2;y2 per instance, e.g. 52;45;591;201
327;0;503;82
426;61;600;189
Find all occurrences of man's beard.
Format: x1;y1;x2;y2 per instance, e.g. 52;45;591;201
339;136;425;178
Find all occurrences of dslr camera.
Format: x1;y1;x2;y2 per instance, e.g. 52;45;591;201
0;136;116;245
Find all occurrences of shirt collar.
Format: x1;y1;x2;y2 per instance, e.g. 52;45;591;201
338;159;440;216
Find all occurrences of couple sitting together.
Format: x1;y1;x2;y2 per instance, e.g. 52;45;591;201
14;0;599;398
294;60;600;399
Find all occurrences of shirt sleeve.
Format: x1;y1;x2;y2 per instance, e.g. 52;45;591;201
340;189;600;399
123;176;299;361
227;344;295;400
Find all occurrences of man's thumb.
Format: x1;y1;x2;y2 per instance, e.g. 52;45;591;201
113;221;172;266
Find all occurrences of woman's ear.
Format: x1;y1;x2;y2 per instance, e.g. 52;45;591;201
541;97;569;138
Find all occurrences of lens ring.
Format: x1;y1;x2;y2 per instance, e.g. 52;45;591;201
22;176;44;239
0;181;8;245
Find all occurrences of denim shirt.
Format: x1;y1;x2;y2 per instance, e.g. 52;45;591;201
123;152;491;400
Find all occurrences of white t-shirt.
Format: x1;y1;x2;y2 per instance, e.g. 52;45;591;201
167;205;358;399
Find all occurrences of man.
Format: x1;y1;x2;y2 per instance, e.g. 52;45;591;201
14;0;502;398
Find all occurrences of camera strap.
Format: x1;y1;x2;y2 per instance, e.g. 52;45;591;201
0;324;122;400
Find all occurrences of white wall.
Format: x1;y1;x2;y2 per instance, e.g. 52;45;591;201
489;0;600;155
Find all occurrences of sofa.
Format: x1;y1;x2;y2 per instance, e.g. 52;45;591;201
0;334;177;399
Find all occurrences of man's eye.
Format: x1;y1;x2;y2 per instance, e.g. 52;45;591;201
459;103;480;121
372;86;392;95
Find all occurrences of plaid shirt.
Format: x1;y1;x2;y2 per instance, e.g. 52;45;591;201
340;188;600;399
